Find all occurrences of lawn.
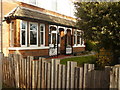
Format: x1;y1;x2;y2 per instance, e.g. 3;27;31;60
60;55;96;66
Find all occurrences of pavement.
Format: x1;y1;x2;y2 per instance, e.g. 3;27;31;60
46;52;95;60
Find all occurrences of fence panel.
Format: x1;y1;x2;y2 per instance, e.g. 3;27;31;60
57;64;62;88
0;53;3;90
2;54;120;89
61;65;66;89
37;58;41;88
46;63;51;88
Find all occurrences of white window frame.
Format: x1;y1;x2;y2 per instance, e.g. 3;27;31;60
40;24;45;46
20;20;27;47
74;29;85;47
79;30;84;46
74;30;77;46
49;25;57;47
77;30;81;46
29;22;38;47
51;31;57;45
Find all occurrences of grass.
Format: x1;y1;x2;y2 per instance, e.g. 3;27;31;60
60;55;96;67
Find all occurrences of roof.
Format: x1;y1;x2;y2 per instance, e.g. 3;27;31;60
5;7;76;28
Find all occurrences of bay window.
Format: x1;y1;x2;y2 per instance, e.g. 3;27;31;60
29;22;38;46
20;21;47;47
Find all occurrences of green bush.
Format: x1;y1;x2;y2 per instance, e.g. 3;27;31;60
96;56;112;68
96;49;113;69
85;40;97;51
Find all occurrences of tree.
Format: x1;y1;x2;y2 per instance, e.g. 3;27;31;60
75;2;120;64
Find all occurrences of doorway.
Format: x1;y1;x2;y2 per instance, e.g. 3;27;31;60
59;29;66;54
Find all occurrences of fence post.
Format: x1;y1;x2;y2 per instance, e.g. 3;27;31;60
83;64;94;88
51;59;60;88
66;61;77;89
104;66;111;88
0;53;3;90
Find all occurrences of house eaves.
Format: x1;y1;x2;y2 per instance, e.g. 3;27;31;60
5;6;77;28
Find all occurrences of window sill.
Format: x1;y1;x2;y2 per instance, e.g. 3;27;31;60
73;45;85;48
8;46;49;50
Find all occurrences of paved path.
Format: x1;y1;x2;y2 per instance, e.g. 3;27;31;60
46;52;95;60
60;53;95;59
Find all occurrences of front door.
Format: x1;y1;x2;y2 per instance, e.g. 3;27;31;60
66;30;72;54
59;29;72;54
60;30;66;54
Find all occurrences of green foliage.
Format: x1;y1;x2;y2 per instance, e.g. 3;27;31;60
75;2;120;62
60;55;96;66
85;40;97;51
96;56;111;68
96;49;113;68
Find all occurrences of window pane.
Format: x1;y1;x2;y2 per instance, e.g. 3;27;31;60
40;26;44;31
22;30;25;45
10;22;14;47
77;32;80;36
21;21;27;46
74;30;76;35
74;30;76;45
77;36;80;44
49;34;51;44
81;38;83;45
74;36;76;44
22;22;26;29
58;34;60;44
40;32;43;44
40;25;45;45
30;24;37;31
30;31;37;45
50;27;56;32
11;22;14;30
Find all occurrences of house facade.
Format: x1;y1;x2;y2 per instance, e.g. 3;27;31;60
1;0;85;57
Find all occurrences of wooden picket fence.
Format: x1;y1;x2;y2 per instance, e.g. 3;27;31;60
2;54;120;89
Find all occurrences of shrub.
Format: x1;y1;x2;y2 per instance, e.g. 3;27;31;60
96;56;111;68
85;40;97;51
96;49;113;68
